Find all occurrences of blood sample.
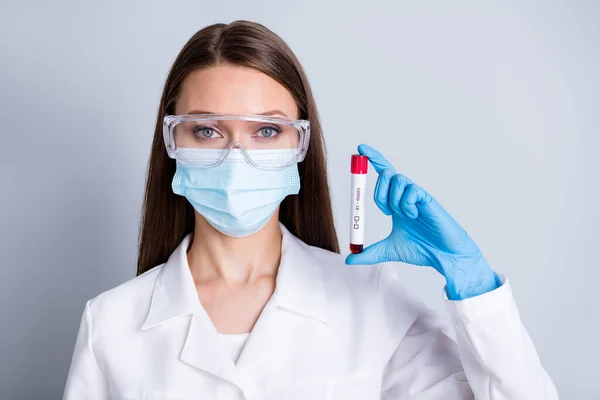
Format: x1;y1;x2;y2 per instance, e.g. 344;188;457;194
350;154;368;253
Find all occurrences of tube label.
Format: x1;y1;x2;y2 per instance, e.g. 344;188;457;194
350;173;367;245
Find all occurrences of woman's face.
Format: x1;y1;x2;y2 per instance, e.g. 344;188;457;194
175;64;299;119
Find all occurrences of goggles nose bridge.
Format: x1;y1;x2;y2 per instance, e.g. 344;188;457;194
227;141;244;150
221;141;257;167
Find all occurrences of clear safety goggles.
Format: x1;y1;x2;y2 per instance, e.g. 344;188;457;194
163;114;311;170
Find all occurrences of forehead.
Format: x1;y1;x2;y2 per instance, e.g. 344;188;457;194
175;64;298;118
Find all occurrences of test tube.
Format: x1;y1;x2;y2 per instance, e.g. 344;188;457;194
350;154;368;253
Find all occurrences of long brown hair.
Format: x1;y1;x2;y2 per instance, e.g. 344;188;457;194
137;21;339;276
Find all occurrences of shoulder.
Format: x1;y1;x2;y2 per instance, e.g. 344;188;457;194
85;265;164;333
306;243;380;295
304;243;429;334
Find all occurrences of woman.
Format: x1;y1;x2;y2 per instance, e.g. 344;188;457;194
64;20;558;399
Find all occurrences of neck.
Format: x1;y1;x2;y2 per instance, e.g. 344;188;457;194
187;212;283;286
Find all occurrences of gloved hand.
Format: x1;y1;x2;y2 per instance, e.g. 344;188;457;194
345;144;500;300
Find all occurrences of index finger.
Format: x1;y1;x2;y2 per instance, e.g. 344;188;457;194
357;143;396;174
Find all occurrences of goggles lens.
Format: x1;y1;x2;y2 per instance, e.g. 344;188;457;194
174;119;299;150
164;115;309;169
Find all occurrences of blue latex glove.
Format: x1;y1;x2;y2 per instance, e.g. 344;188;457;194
345;144;500;300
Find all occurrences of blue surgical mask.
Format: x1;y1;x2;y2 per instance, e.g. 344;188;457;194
171;150;300;238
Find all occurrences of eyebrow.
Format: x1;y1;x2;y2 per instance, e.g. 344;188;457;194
185;109;289;117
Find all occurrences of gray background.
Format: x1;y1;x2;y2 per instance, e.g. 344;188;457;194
1;0;598;398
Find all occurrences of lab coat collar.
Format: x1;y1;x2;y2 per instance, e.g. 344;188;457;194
139;222;330;385
141;233;199;330
141;222;328;330
273;223;328;325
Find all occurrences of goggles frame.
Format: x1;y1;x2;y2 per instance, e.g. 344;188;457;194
162;113;311;169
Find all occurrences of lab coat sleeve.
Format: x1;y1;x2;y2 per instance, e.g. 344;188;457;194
63;300;109;400
380;270;559;399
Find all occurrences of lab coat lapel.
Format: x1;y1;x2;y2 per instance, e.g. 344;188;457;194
180;310;238;383
235;223;331;374
141;233;238;384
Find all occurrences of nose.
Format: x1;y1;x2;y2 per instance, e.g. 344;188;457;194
226;141;245;151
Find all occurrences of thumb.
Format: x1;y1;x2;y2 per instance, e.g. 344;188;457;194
345;238;391;265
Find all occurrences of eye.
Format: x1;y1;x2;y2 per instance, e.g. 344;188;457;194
193;126;220;139
256;125;282;138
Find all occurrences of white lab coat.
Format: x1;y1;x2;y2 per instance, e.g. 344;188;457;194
64;224;558;399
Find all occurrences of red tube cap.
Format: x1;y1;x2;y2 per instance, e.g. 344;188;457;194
351;154;368;174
